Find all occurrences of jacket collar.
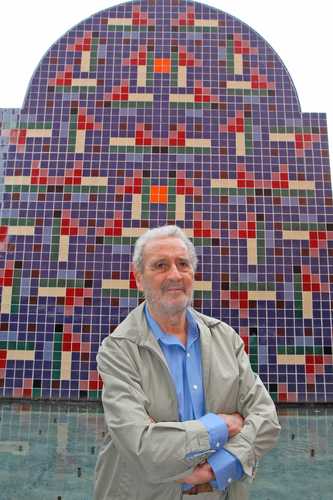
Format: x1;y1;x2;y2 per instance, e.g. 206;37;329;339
111;301;164;352
113;301;221;343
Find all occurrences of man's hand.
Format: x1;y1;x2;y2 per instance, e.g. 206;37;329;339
218;412;244;437
177;462;215;485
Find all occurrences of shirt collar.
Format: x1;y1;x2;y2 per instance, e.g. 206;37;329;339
144;304;199;348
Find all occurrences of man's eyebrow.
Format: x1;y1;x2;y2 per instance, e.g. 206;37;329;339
149;257;168;266
151;256;189;261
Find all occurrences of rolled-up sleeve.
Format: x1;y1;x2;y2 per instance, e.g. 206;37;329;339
199;413;228;450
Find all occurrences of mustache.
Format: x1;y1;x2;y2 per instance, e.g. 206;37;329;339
161;281;185;292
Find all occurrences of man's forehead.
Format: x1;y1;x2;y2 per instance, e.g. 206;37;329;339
143;237;189;259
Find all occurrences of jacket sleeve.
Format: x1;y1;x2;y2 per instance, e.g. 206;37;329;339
223;331;281;478
97;335;213;484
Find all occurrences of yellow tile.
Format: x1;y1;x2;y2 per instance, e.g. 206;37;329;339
302;291;312;319
288;180;315;190
38;287;66;297
137;65;147;86
176;194;185;220
178;66;187;87
80;51;91;72
110;137;136;146
227;81;252;90
8;226;34;236
5;176;31;185
59;235;69;262
75;130;86;154
61;351;72;380
236;132;245;156
211;179;238;189
269;133;295;142
283;231;309;240
277;354;305;365
71;78;97;87
234;54;243;75
26;129;52;138
194;281;212;291
81;176;108;186
8;225;29;236
247;239;257;265
7;350;35;361
1;286;12;314
128;93;153;102
248;291;276;301
108;18;132;25
185;139;211;148
102;279;129;289
169;94;195;103
122;228;147;237
194;19;219;27
131;193;142;219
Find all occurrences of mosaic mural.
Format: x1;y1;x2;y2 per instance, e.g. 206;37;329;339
0;0;332;402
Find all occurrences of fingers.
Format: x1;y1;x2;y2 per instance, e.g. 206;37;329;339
218;412;244;437
181;463;215;485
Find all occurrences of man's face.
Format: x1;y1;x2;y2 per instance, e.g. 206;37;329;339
134;237;194;317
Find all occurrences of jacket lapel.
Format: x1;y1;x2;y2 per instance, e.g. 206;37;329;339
196;318;213;412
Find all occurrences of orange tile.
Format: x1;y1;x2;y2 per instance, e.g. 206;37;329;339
154;58;171;73
150;185;168;203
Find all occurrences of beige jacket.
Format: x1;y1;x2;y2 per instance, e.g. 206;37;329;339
94;303;280;500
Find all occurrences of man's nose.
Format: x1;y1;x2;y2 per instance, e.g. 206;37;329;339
168;263;182;279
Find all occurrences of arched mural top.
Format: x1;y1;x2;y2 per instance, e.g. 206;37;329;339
22;0;301;113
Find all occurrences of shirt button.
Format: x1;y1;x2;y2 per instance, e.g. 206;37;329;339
187;353;191;358
193;384;198;390
216;442;220;448
228;478;232;484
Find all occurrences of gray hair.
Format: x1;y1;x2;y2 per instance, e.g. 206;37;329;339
132;225;198;273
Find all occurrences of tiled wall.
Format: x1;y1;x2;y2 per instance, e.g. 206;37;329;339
0;0;332;402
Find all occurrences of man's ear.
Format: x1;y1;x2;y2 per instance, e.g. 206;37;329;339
132;264;144;292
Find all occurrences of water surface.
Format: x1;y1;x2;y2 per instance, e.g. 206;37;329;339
0;402;332;500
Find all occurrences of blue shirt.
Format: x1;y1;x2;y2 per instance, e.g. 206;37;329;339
144;305;243;491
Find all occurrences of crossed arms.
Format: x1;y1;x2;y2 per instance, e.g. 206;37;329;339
97;329;280;485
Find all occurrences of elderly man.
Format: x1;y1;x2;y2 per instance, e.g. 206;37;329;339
94;225;280;500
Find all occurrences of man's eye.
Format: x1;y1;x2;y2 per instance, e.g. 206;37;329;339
179;261;190;268
154;262;167;270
